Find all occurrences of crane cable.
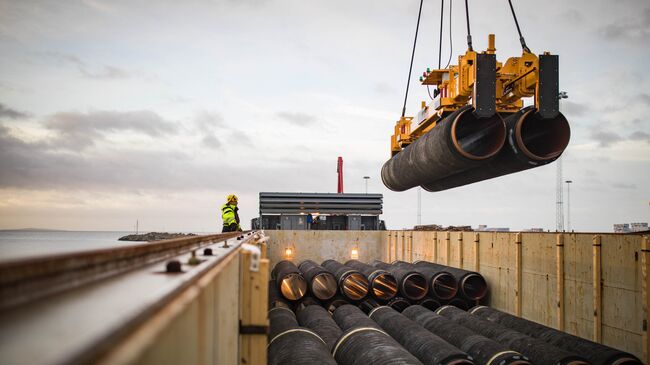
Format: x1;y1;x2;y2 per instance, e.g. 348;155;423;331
464;0;473;51
507;0;531;52
401;0;425;117
429;0;446;100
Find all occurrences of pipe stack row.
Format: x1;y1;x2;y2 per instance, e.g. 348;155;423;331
269;259;642;364
269;259;489;313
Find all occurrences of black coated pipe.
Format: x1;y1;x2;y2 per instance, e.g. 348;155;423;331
414;260;487;300
471;306;642;365
437;305;588;365
295;295;320;312
382;105;506;191
446;297;473;311
387;297;411;312
369;306;474;365
271;260;307;301
322;295;350;315
393;260;458;300
422;107;570;191
321;259;369;301
298;260;337;301
416;298;441;311
296;304;343;352
403;305;531;365
332;304;423;365
371;260;429;301
268;307;337;365
268;280;293;310
345;260;398;301
358;297;382;314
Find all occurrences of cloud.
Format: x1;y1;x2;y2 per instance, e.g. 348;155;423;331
45;110;177;149
599;8;650;41
44;51;132;80
276;111;318;126
629;130;650;143
639;93;650;106
0;103;29;119
562;101;588;116
590;129;623;147
201;134;222;150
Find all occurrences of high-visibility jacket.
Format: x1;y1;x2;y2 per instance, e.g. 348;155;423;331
221;203;240;228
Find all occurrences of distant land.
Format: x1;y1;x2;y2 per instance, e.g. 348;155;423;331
0;228;68;232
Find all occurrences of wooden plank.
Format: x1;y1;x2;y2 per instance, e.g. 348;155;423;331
557;234;565;331
593;235;602;343
458;232;464;269
433;232;438;263
387;231;392;262
474;233;480;272
642;236;650;364
409;232;414;262
239;250;269;365
515;232;522;317
445;232;451;265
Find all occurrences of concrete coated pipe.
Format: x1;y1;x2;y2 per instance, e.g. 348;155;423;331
369;306;475;365
437;305;588;365
413;261;487;301
271;260;308;301
321;259;370;301
393;260;458;300
470;306;642;365
403;305;531;365
422;107;570;192
298;260;338;301
371;260;429;301
345;260;398;301
381;105;506;191
296;304;343;352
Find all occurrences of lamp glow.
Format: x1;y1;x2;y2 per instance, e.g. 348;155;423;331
350;248;359;260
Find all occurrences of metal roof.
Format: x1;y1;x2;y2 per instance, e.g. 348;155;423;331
259;192;383;215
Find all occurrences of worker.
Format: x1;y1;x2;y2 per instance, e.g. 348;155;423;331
221;194;241;232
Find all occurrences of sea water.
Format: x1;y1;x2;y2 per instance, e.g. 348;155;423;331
0;230;138;261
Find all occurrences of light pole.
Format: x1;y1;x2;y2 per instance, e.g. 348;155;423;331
363;176;370;194
417;187;422;226
556;91;568;232
565;180;573;232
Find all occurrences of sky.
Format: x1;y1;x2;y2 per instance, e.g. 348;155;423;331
0;0;648;232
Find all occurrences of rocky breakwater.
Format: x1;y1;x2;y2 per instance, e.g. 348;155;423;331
118;232;197;242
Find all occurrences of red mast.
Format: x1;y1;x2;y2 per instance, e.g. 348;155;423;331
337;156;344;193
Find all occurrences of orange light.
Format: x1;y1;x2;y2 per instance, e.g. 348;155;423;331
284;247;293;258
350;248;359;260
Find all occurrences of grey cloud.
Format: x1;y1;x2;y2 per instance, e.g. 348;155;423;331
0;103;29;119
599;8;650;41
276;111;318;126
590;129;623;147
629;130;650;143
230;130;253;146
195;111;224;131
44;51;132;80
562;101;588;116
45;110;177;149
639;93;650;106
612;182;637;190
80;65;130;79
201;134;222;150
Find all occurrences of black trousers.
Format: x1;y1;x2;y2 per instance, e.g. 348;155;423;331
222;223;239;232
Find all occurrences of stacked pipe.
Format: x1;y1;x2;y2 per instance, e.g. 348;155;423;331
422;107;570;191
470;306;643;365
368;306;475;365
370;260;429;301
332;304;423;365
413;260;488;301
392;260;458;300
297;260;337;301
271;260;307;301
268;280;292;310
403;305;531;365
321;259;369;301
381;105;507;191
345;259;398;301
268;307;336;365
296;304;342;352
438;305;588;365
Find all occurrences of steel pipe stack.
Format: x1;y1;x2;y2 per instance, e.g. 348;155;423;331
268;307;336;365
268;280;292;310
371;260;429;301
381;105;507;191
422;107;570;192
414;260;487;301
345;260;398;301
296;304;343;352
438;305;588;365
415;298;441;311
369;306;475;365
322;295;350;315
298;260;338;301
271;260;307;301
332;304;423;365
403;305;531;365
321;259;370;301
393;260;458;300
470;306;642;365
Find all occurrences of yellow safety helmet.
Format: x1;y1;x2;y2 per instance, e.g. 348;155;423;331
226;194;238;203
